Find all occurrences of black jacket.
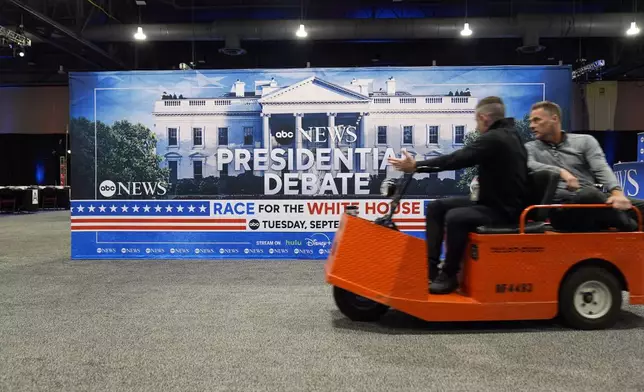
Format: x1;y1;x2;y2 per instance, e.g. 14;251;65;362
415;118;530;219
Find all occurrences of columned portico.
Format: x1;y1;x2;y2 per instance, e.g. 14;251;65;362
261;113;273;174
257;77;375;180
359;112;369;149
294;113;304;150
261;113;271;149
357;112;369;172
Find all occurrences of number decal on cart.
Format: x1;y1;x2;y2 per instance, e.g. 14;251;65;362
495;283;533;293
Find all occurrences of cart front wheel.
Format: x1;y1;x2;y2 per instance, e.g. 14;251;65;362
333;286;389;322
558;266;622;330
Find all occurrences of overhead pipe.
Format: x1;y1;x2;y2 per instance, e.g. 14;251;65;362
80;13;644;42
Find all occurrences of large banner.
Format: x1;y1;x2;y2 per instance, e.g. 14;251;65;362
69;66;572;259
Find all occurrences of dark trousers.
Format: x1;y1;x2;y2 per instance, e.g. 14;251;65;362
425;197;509;277
551;187;644;231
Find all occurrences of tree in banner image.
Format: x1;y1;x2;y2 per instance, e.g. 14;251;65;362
70;117;169;199
515;113;535;144
98;120;169;186
456;114;534;191
456;130;481;192
70;117;103;199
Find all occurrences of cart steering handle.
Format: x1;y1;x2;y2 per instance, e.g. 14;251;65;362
415;165;442;174
519;204;643;234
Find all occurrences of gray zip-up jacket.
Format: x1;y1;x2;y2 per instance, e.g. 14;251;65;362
524;132;621;202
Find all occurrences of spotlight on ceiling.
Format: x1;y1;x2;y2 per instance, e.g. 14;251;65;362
134;26;146;40
627;21;641;36
460;22;472;37
296;24;308;38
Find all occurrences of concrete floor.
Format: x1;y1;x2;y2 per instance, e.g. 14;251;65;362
1;211;644;392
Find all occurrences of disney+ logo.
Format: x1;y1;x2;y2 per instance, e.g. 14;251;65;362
304;233;332;247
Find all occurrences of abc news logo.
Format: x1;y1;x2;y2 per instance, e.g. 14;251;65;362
273;130;295;146
98;180;168;198
248;219;260;230
99;180;117;197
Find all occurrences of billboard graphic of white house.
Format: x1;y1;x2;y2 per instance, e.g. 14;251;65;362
152;76;477;191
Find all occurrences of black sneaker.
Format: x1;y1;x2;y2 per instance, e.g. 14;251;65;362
429;271;458;294
429;264;440;283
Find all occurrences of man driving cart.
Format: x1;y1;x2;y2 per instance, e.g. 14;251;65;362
388;96;531;294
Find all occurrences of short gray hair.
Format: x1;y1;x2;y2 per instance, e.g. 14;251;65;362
531;101;561;121
476;96;505;122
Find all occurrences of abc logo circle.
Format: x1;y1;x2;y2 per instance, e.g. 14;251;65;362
249;219;260;230
274;129;295;146
99;180;116;198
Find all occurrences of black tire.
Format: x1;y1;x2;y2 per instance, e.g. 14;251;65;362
558;266;622;330
333;286;389;322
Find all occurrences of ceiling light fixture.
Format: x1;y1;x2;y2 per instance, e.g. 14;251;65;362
296;24;308;38
627;21;640;36
134;26;146;40
461;22;472;37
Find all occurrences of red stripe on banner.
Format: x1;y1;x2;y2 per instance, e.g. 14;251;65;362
396;225;426;231
392;218;426;223
71;225;247;231
71;218;246;223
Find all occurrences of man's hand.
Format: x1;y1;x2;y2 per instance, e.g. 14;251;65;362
606;192;632;210
560;169;580;191
388;150;416;173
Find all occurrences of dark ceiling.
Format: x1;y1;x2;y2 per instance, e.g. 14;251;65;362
0;0;643;86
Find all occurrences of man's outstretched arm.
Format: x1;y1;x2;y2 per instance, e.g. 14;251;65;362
414;133;497;171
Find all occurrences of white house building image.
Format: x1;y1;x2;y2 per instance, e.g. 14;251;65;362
152;76;478;185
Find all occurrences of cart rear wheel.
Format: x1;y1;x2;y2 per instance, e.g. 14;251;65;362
558;266;622;330
333;286;389;322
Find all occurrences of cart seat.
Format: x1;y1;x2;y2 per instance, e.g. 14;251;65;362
476;221;552;234
475;170;560;235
